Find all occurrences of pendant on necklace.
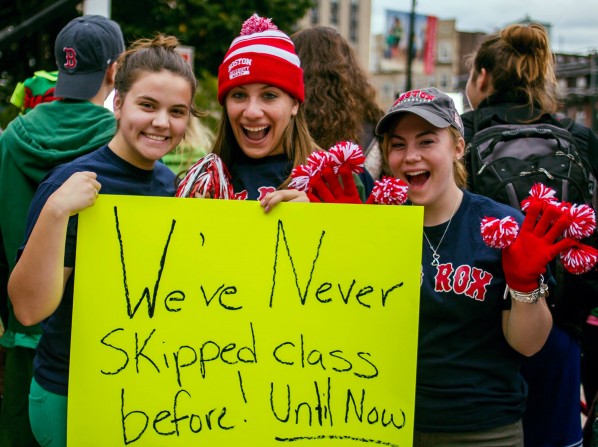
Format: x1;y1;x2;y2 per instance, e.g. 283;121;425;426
423;195;460;269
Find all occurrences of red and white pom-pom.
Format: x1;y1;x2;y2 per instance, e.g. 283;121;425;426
367;177;409;205
480;216;520;248
563;203;596;239
175;153;235;199
240;13;277;35
560;245;598;274
558;201;573;212
520;183;559;211
288;164;312;192
327;141;365;174
306;150;331;176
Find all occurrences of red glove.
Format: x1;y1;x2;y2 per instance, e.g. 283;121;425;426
308;165;362;204
502;201;576;292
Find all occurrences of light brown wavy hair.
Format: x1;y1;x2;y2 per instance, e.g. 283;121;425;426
291;26;384;150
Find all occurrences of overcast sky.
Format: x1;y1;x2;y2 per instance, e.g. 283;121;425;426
372;0;598;55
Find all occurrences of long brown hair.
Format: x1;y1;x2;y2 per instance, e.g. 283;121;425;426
291;26;384;150
468;23;559;118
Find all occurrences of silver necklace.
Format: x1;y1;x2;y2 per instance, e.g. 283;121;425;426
423;198;460;267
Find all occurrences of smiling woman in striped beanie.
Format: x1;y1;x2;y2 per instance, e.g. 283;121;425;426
177;14;376;208
198;13;318;205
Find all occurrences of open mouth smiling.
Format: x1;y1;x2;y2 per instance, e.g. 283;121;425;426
243;125;270;140
405;170;430;186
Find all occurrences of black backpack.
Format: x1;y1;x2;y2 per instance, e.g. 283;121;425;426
468;112;595;211
467;111;598;335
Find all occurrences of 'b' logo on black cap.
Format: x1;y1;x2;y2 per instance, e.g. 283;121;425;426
63;47;77;69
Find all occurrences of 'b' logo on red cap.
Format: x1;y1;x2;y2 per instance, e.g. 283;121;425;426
63;47;77;69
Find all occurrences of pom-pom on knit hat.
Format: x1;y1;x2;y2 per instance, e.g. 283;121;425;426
217;13;304;104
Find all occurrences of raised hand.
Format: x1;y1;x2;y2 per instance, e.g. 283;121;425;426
502;201;576;292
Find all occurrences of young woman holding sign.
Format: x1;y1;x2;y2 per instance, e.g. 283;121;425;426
8;34;199;447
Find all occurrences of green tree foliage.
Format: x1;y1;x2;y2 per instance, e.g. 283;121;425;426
0;0;80;128
0;0;313;129
113;0;313;77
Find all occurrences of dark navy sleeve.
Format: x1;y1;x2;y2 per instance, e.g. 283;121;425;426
17;179;77;268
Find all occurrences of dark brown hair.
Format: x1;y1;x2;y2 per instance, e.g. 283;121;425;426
291;26;384;150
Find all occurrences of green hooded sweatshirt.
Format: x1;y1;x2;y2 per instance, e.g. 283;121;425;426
0;99;117;341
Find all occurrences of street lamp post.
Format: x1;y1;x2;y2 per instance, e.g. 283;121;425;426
406;0;416;91
591;50;597;132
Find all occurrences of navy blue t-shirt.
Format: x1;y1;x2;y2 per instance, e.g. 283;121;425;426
21;145;176;395
229;152;292;200
416;190;528;432
228;152;374;201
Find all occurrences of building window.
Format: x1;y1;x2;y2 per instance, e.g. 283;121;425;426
310;0;319;25
437;42;451;63
558;79;567;90
439;73;449;89
575;108;587;124
382;83;394;102
330;0;339;25
349;0;359;43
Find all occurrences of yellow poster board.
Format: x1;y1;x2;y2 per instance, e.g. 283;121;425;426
69;196;423;446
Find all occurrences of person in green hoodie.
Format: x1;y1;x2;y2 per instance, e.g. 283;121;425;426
0;15;124;447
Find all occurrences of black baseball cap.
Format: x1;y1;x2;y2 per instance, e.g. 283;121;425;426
54;15;125;100
375;87;464;137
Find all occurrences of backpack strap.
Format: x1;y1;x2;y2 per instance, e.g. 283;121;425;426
473;108;481;133
560;116;590;151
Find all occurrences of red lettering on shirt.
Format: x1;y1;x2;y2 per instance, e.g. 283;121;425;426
453;265;471;295
434;263;454;292
257;186;276;201
465;268;493;301
431;263;493;302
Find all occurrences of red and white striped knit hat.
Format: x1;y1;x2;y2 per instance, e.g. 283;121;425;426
217;14;304;104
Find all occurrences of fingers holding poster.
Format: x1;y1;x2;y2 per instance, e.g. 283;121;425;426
69;196;422;446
